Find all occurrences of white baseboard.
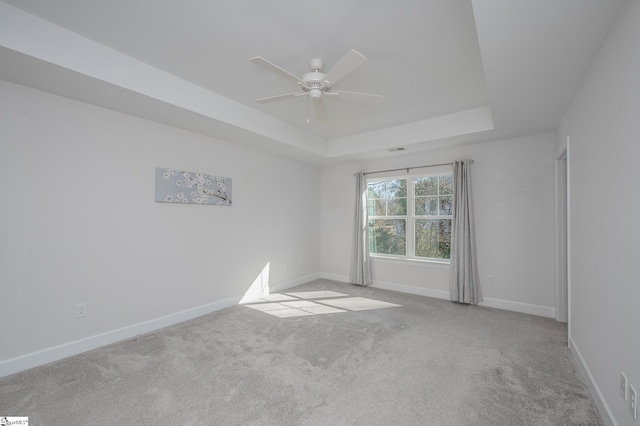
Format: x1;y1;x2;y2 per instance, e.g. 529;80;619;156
371;279;450;301
319;273;555;318
569;337;617;426
319;272;350;283
479;297;555;318
0;274;320;378
270;272;321;293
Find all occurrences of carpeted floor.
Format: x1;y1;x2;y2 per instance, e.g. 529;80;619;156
1;279;603;425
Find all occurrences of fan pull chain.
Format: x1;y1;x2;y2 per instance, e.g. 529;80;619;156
306;95;310;123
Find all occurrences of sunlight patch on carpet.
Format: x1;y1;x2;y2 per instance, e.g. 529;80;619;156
285;291;348;299
255;294;298;302
316;297;400;311
242;291;400;318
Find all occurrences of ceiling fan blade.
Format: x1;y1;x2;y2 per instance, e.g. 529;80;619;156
256;92;305;104
333;90;385;105
250;57;305;85
313;97;328;120
322;50;367;87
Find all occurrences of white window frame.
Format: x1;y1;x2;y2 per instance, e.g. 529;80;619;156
366;169;453;263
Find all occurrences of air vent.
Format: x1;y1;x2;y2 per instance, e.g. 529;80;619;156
388;147;407;152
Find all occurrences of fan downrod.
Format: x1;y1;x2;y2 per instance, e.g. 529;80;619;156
309;58;323;72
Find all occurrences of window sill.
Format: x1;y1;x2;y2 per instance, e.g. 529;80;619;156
370;255;450;268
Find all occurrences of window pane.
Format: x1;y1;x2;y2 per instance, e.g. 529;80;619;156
415;219;451;259
369;219;406;255
439;196;453;215
415;196;438;215
366;198;386;216
367;182;384;216
386;179;407;199
439;175;454;194
414;177;438;196
388;197;407;215
375;199;386;216
367;181;385;199
367;179;407;217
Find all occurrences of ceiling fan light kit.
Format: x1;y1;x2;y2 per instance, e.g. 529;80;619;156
251;50;385;120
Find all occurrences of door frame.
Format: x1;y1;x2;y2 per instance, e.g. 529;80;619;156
555;137;571;344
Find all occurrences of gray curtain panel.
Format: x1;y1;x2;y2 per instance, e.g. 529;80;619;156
350;172;372;286
450;160;483;304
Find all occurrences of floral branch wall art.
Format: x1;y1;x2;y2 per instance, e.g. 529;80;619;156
155;167;232;206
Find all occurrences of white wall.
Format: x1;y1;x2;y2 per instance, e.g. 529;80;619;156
321;133;557;317
0;80;320;373
557;0;640;424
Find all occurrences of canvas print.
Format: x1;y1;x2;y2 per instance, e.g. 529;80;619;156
156;167;232;206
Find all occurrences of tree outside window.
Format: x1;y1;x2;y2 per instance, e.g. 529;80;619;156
367;173;452;261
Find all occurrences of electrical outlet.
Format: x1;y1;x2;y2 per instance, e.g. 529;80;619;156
487;274;495;285
631;384;638;420
621;372;628;400
75;303;87;318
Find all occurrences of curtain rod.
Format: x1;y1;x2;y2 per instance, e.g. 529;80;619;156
362;160;473;176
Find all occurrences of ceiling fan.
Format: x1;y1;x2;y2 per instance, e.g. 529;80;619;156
250;50;385;120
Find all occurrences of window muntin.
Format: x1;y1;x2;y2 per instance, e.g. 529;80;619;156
367;172;453;261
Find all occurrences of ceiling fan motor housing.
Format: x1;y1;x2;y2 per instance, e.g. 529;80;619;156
302;71;327;100
309;88;323;100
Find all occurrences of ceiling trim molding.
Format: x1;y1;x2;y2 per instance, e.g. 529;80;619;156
327;106;493;158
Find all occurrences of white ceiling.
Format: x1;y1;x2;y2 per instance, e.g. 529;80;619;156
0;0;624;164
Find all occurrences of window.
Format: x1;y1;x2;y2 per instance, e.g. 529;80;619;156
367;172;453;261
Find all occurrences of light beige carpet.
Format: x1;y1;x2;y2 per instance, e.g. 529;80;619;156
0;279;603;425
